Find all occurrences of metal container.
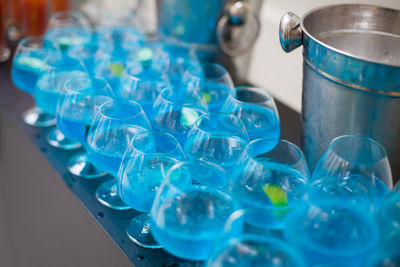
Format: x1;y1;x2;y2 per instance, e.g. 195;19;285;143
156;0;262;84
279;4;400;182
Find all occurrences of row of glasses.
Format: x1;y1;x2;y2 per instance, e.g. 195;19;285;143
11;9;301;264
11;10;93;128
41;10;94;147
16;31;395;267
201;134;394;266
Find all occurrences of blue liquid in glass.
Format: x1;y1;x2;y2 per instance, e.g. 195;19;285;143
185;136;247;173
153;108;206;146
57;116;90;144
119;156;180;213
11;53;45;94
87;125;147;176
139;102;154;121
286;202;378;267
35;89;60;115
95;59;126;91
237;105;280;141
362;234;400;267
86;147;124;177
236;165;307;229
151;187;240;261
200;82;233;113
309;174;389;213
68;45;97;75
35;70;86;115
378;191;400;238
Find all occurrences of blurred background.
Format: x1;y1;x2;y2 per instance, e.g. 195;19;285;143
2;0;400;111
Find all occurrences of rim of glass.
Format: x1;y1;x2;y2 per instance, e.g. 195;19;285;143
64;75;109;95
44;54;85;71
94;46;137;62
49;10;88;22
123;62;168;85
17;35;45;50
328;134;388;164
217;234;304;262
193;112;249;139
234;86;274;105
159;86;207;107
131;130;183;156
245;138;306;168
98;99;145;120
95;25;143;35
188;62;227;80
285;200;378;254
164;159;232;191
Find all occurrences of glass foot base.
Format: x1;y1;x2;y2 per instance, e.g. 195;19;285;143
47;127;81;150
95;180;131;211
127;214;162;249
67;153;107;179
23;107;56;127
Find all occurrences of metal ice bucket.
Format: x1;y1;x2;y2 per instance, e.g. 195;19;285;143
279;4;400;182
156;0;262;84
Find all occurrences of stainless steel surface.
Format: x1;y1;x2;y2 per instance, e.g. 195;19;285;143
280;4;400;182
302;4;400;67
157;0;262;84
279;12;302;53
216;1;260;56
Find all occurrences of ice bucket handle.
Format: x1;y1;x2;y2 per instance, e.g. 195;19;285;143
217;0;261;57
279;12;303;53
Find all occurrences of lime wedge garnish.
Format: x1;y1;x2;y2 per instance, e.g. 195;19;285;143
174;24;185;36
138;47;153;66
58;37;89;50
181;107;199;127
110;62;124;77
261;184;288;207
202;92;211;103
17;57;46;73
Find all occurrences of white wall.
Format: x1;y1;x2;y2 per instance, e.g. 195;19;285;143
249;0;400;112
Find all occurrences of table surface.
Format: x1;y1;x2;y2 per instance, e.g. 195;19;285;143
0;52;300;267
